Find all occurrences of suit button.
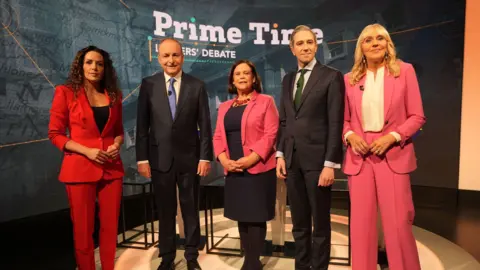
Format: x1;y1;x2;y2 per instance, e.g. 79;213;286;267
295;116;298;120
385;121;389;124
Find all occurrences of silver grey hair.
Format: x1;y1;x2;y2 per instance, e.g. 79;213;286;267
157;37;184;55
289;25;317;47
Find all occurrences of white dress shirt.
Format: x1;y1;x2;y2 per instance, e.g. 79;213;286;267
344;66;401;142
292;58;317;98
137;71;209;165
276;58;340;169
362;66;385;131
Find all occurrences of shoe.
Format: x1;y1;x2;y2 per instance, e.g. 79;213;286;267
157;260;175;270
187;260;202;270
378;249;389;269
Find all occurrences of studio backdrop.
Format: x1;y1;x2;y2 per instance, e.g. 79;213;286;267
0;0;465;222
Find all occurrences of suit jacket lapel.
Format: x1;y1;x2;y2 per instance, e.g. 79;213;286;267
354;76;366;125
297;62;321;111
285;72;296;112
76;88;93;133
221;99;235;151
151;73;173;124
99;91;112;137
77;87;113;137
383;70;394;119
241;92;258;145
174;72;190;121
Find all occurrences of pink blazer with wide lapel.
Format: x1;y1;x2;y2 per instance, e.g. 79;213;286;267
342;61;426;175
213;92;279;175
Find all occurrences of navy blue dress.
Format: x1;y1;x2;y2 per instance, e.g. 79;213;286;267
223;104;276;223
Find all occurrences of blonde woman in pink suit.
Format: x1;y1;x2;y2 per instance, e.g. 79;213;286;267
343;24;426;270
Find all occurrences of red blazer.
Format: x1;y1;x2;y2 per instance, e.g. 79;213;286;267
213;92;279;175
48;85;124;183
343;62;426;175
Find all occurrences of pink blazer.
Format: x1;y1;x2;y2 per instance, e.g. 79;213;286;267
213;92;279;175
343;61;426;175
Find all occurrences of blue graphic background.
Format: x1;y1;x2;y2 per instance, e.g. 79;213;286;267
0;0;465;222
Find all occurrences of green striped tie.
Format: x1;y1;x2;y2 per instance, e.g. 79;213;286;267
294;69;307;109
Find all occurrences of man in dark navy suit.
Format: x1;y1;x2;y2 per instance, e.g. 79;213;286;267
136;38;213;270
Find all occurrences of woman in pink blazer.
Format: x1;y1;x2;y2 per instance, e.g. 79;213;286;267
343;24;426;270
213;60;279;270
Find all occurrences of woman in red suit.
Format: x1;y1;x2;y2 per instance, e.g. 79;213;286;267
48;46;124;270
343;24;426;270
213;60;279;270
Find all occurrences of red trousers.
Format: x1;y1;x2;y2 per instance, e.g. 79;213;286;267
65;179;122;270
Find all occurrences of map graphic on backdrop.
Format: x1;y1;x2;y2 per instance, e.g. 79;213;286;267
0;0;465;222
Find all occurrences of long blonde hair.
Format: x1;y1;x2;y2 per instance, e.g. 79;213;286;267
349;24;400;86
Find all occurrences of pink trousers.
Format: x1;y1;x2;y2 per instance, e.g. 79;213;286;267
348;132;421;270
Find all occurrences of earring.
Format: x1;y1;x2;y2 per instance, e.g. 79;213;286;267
385;52;389;59
362;56;366;64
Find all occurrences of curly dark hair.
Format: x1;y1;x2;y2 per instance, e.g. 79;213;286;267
65;45;121;105
227;59;262;94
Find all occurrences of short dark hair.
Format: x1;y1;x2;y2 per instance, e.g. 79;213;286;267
227;59;262;94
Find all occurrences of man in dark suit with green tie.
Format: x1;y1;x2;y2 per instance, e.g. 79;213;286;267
276;25;345;270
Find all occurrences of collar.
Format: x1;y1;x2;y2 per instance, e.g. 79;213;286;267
164;70;183;83
250;90;259;101
297;58;317;72
366;66;385;76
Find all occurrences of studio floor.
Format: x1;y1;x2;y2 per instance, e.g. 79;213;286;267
103;209;478;270
2;186;480;270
